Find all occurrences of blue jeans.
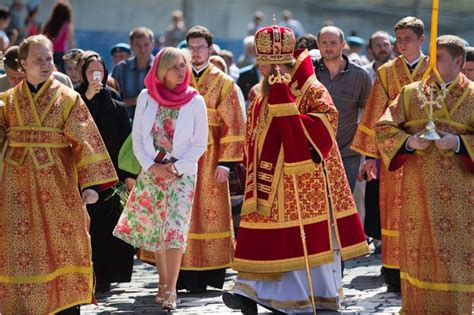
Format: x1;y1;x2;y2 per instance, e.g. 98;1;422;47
342;155;361;192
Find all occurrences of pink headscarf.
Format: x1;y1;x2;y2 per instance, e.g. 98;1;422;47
143;49;197;109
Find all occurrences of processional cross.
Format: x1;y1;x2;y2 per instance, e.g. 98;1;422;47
418;0;446;140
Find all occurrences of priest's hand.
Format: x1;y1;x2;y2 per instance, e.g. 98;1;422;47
434;130;458;151
85;80;103;100
148;163;175;180
81;189;99;206
214;166;229;183
359;159;377;181
407;131;432;151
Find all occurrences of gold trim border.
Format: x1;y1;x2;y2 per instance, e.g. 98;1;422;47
401;271;474;292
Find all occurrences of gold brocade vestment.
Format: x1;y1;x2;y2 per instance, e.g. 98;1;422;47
181;64;245;270
351;55;429;269
376;74;474;313
0;78;117;314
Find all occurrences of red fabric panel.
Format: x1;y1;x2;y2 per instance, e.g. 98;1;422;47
235;221;330;261
292;49;316;89
97;180;117;192
300;114;333;159
267;82;296;104
460;156;474;174
336;213;366;248
279;116;312;164
389;154;410;171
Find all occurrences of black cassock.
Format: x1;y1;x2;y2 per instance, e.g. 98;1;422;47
77;83;135;290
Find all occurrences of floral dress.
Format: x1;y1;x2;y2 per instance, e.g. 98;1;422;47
113;106;196;252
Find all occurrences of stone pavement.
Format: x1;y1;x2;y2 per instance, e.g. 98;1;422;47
82;245;402;314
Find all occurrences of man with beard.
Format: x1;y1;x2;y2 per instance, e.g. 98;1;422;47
364;31;393;84
316;26;372;192
223;23;368;314
361;31;393;251
351;17;429;292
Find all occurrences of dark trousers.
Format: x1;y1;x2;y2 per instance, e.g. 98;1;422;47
56;305;80;315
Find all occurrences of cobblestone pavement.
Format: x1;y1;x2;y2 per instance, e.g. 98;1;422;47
82;246;402;314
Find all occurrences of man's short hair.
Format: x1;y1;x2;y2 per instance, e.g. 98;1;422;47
0;5;10;20
437;35;466;66
368;31;391;49
129;27;154;43
394;16;424;38
465;47;474;62
295;34;318;50
63;48;84;63
18;35;53;68
317;26;345;43
3;45;20;71
186;25;213;47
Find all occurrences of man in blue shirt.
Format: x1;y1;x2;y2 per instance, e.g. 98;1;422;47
111;26;154;120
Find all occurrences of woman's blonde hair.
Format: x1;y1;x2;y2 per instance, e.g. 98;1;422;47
156;47;191;82
18;35;53;67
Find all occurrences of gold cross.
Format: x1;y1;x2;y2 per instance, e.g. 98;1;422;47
418;83;444;113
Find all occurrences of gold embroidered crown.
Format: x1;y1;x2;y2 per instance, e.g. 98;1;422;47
254;16;296;65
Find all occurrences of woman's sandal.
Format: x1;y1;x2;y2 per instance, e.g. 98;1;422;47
162;291;177;311
154;284;167;305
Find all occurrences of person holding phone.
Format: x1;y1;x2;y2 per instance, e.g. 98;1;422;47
75;52;136;293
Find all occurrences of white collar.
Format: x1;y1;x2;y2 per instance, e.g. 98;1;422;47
403;52;423;67
192;61;210;75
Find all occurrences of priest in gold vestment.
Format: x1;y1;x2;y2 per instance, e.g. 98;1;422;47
178;26;245;291
0;35;117;314
351;16;428;291
376;35;473;314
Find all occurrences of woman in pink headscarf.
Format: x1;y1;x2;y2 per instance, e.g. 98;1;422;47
114;47;208;311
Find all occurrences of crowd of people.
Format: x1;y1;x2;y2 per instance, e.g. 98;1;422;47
0;1;473;315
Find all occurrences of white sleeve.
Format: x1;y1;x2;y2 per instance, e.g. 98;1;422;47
132;91;156;171
173;96;209;174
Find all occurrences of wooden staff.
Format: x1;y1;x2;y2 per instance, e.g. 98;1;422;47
292;174;317;315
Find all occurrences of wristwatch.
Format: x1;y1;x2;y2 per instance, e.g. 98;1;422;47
167;163;183;178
